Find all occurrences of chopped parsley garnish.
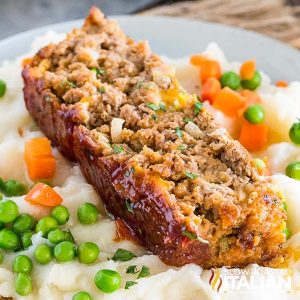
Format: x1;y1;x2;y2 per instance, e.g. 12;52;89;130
147;103;160;111
112;145;124;154
178;144;186;151
175;127;183;138
98;86;106;93
151;114;158;120
182;230;197;240
194;101;203;116
137;266;150;279
136;81;144;89
183;117;194;123
160;103;166;112
126;265;139;274
185;171;198;179
112;248;136;262
91;67;106;76
125;199;134;213
125;281;138;289
61;80;77;88
146;102;166;112
182;230;209;244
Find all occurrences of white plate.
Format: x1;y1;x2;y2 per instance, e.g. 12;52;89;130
0;15;299;81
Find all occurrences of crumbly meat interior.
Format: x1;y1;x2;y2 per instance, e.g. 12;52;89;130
28;8;286;267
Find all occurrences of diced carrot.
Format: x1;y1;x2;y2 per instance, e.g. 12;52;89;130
240;89;261;105
25;183;63;207
213;87;246;117
239;120;268;151
24;137;56;180
200;59;222;83
237;89;262;116
190;55;207;67
201;77;221;104
276;80;288;87
240;59;256;80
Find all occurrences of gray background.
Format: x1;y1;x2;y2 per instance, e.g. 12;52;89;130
0;0;169;40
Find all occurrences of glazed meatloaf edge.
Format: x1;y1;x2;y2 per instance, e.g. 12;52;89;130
22;7;287;268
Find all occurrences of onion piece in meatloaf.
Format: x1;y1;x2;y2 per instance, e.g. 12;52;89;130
22;7;287;268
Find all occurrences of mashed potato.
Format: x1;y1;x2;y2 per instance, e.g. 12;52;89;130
0;32;300;299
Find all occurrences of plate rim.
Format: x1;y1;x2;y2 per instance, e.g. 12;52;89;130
0;14;299;58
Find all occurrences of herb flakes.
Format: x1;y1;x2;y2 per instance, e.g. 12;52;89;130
183;117;194;123
147;103;160;111
146;102;166;112
182;229;209;244
125;200;134;213
178;144;186;151
125;281;138;289
98;86;106;94
112;248;136;262
194;101;203;116
175;127;183;139
126;265;138;274
112;145;124;154
185;171;198;179
136;81;144;89
91;67;105;76
137;266;150;279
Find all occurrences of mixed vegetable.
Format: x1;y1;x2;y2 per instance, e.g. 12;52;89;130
190;55;269;152
0;137;148;298
189;53;300;181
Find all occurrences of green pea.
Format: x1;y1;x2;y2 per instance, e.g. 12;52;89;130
289;121;300;144
78;242;99;264
94;269;121;293
241;71;262;90
51;205;70;225
47;229;65;244
13;255;33;274
77;203;99;224
15;272;32;296
286;161;300;180
0;228;20;250
72;291;92;300
0;199;19;223
21;231;34;249
0;80;6;98
220;71;241;90
244;104;265;124
63;230;75;243
54;241;76;263
34;244;53;264
13;214;36;234
36;216;58;237
4;180;27;197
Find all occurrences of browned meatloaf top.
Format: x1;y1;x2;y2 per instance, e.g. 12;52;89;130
25;7;287;268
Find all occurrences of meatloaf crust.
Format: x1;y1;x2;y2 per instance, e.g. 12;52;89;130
22;7;287;268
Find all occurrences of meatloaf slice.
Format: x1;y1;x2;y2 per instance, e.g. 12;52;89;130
22;7;287;268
